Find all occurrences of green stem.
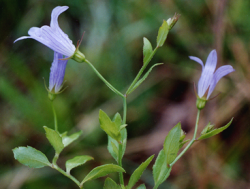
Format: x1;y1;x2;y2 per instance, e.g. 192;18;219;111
122;96;127;124
51;101;58;132
170;109;201;166
85;59;124;98
52;153;59;165
126;48;157;95
118;143;124;185
53;164;81;186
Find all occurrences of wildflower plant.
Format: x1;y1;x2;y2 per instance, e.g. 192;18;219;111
13;6;234;189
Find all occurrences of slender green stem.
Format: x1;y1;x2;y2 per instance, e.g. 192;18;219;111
52;153;59;165
85;59;124;98
122;96;127;124
51;101;58;132
118;143;124;185
126;48;157;95
170;109;201;166
53;164;81;186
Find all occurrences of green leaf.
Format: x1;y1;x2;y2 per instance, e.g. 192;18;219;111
198;118;233;140
143;37;153;64
153;150;171;188
127;63;163;95
108;113;127;162
99;110;121;141
81;164;125;184
136;184;146;189
13;146;51;168
163;122;181;164
62;130;82;147
66;155;93;174
127;155;154;189
156;20;169;47
43;126;64;154
200;122;214;136
104;177;120;189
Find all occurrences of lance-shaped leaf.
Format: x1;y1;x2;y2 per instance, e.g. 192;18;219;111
143;37;153;65
66;155;93;174
198;118;233;140
153;150;172;188
137;184;146;189
157;20;169;47
127;63;163;94
104;177;120;189
81;164;125;184
99;110;121;141
127;155;154;189
62;130;82;147
108;113;127;162
44;126;64;154
13;146;51;168
163;122;181;164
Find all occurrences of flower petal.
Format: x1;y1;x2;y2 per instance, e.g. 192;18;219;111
189;56;204;70
197;50;217;97
197;68;214;97
50;6;69;29
49;52;68;93
207;65;235;98
14;6;76;57
204;49;217;73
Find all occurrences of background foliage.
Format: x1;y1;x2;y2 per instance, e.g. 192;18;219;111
0;0;249;188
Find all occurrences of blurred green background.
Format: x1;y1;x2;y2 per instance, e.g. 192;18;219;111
0;0;249;188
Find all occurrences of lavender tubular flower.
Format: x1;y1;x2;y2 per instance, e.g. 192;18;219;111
49;52;68;94
189;49;234;108
14;6;76;57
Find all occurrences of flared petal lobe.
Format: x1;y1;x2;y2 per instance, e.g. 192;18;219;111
49;52;68;93
189;56;204;70
207;65;235;98
14;6;75;57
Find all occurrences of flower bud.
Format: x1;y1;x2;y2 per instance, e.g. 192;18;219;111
167;13;180;30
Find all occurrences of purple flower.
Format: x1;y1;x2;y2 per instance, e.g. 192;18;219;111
189;49;235;99
14;6;76;57
49;52;68;93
